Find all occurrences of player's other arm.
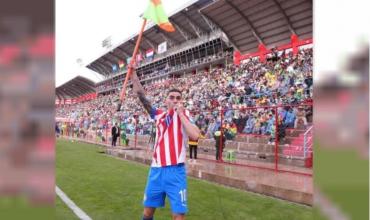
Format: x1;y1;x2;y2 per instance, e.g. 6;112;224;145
131;69;152;115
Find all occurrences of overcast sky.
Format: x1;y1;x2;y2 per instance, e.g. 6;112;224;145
314;0;369;82
56;0;369;87
55;0;189;87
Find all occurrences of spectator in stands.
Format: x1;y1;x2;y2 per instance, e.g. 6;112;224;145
56;47;313;145
243;114;255;134
278;118;287;142
253;115;262;134
127;119;135;135
226;122;237;140
267;123;275;145
282;107;295;128
120;128;129;147
61;123;67;136
234;111;247;133
214;129;226;161
148;125;155;149
205;118;215;138
188;132;205;163
55;123;60;137
294;106;308;128
111;123;119;147
265;113;275;135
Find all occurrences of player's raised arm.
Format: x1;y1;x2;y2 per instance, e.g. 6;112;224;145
131;68;152;115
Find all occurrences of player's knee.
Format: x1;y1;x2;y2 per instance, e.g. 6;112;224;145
172;213;185;220
142;212;154;220
143;208;155;219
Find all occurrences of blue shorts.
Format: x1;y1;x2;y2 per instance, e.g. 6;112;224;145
143;163;188;214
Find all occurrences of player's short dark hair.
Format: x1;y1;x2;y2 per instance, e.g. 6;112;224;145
167;88;182;96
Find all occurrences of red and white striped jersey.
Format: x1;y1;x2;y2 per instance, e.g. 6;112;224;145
150;108;193;167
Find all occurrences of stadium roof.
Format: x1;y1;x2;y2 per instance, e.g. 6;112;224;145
200;0;312;54
87;0;312;76
56;76;96;99
86;0;216;76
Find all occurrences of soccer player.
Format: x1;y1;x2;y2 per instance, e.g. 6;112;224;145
130;68;200;220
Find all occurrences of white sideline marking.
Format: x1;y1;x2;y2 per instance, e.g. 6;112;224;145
56;186;92;220
314;189;349;220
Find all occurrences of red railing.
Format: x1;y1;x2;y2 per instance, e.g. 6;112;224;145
186;103;313;176
56;102;313;176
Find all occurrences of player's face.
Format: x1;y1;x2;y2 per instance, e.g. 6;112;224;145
166;91;182;109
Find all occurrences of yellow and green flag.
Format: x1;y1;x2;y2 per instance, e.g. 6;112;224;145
118;60;125;69
143;0;175;32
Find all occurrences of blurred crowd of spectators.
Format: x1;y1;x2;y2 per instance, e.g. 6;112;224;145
96;52;232;93
56;47;313;143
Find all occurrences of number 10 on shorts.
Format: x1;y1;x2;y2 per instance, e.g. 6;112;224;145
179;189;187;203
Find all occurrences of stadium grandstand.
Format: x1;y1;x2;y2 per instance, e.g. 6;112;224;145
56;76;96;104
57;0;312;95
56;0;313;206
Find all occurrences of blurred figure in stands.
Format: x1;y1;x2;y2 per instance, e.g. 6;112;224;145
148;124;156;149
214;129;226;161
55;123;60;138
111;123;119;147
282;107;295;128
188;131;204;163
294;107;307;128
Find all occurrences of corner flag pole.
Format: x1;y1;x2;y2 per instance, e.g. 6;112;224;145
117;19;147;110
